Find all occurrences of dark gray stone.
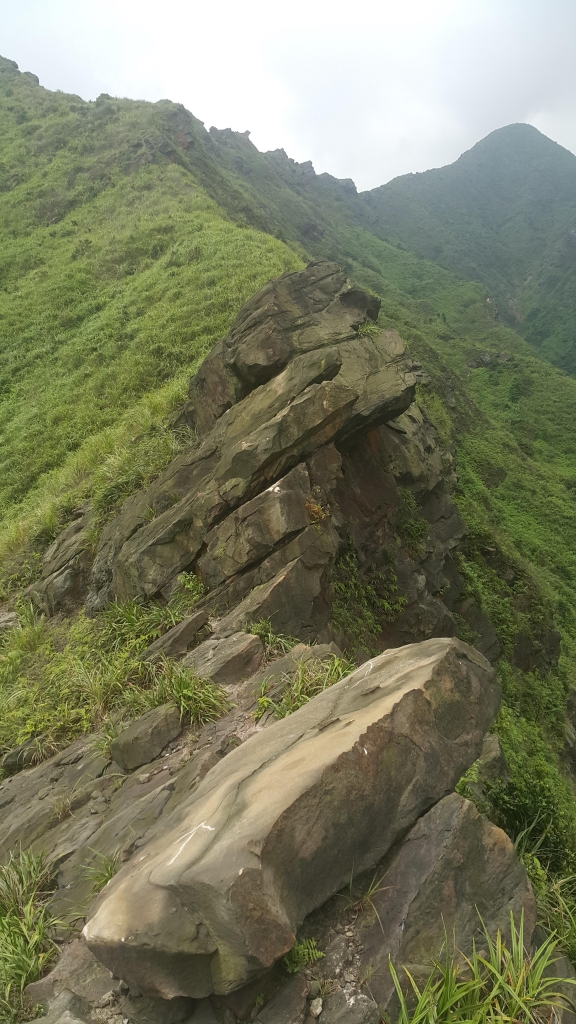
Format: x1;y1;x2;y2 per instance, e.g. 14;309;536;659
255;973;308;1024
2;736;42;771
318;988;380;1024
142;610;209;661
25;938;120;1008
354;793;535;1017
29;515;93;616
111;705;182;771
182;632;264;685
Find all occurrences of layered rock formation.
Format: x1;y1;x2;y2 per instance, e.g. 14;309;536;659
31;260;473;657
2;262;539;1024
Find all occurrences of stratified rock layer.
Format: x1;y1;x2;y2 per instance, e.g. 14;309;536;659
84;261;417;620
84;637;499;999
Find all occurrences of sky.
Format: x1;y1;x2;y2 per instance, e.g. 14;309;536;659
2;0;576;191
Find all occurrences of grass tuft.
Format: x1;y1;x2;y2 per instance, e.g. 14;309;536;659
248;619;299;662
255;654;354;720
389;913;575;1024
0;850;59;1024
0;583;224;759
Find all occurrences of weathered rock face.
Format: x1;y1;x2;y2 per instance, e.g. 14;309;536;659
28;511;93;615
182;262;379;434
354;792;535;1015
45;259;469;663
84;637;499;999
80;261;424;624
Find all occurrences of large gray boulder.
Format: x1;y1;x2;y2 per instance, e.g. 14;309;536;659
84;637;499;999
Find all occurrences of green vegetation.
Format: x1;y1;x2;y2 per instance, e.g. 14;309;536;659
282;938;325;974
0;586;227;756
361;122;576;376
394;488;429;558
0;849;59;1023
3;58;576;984
254;654;354;720
332;537;406;658
83;850;120;896
248;619;299;661
388;914;574;1024
0;63;300;585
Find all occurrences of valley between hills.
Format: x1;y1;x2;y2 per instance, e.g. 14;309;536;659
2;52;576;1024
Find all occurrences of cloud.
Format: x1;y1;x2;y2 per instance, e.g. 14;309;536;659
2;0;576;189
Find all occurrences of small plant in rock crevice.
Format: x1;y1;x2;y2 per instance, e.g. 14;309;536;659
357;320;381;338
84;850;121;895
341;870;389;930
248;619;299;662
305;496;331;523
394;488;429;558
282;938;325;974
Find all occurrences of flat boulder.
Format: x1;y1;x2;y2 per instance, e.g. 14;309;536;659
111;705;182;772
84;637;499;999
182;631;264;685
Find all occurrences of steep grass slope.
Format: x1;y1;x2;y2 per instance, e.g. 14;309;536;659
2;57;576;906
0;57;300;577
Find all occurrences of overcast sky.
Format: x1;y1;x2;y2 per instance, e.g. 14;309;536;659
2;0;576;191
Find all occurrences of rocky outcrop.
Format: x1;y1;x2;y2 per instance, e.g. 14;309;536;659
82;262;417;619
29;511;93;615
84;638;499;999
44;260;468;661
9;261;534;1024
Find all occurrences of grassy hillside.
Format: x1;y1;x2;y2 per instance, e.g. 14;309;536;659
2;57;576;938
0;58;300;580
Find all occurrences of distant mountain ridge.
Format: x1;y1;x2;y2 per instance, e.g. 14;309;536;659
197;121;576;373
358;123;576;372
